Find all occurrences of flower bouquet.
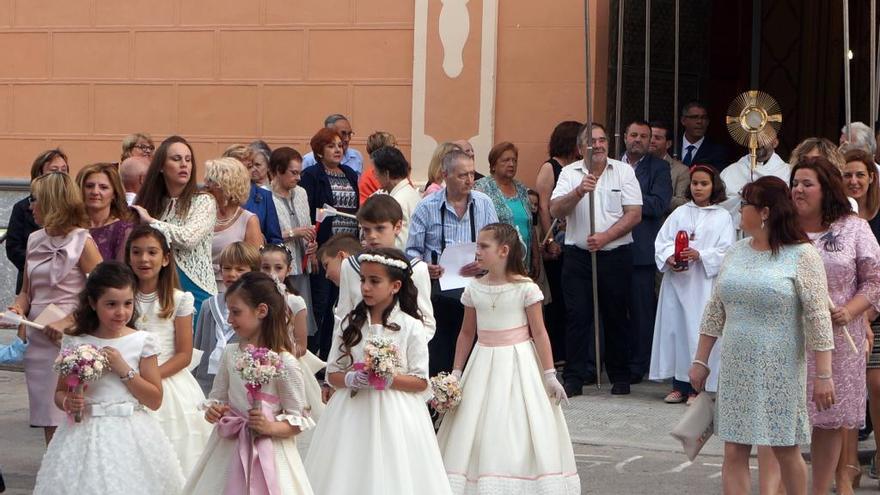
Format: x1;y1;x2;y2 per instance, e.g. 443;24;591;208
429;372;462;413
53;344;109;422
234;345;286;409
351;335;400;397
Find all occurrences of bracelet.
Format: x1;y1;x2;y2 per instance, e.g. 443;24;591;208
692;359;711;372
815;373;833;380
120;369;137;382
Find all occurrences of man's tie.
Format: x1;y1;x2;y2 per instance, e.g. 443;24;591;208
682;144;696;166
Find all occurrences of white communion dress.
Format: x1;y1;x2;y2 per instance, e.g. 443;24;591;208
135;289;212;475
304;305;452;494
287;293;325;422
436;279;581;494
183;345;315;495
33;332;185;494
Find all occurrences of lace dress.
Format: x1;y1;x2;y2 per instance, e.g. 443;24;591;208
150;193;217;295
436;279;580;494
805;215;880;429
184;345;314;495
700;240;834;445
135;289;212;475
89;219;134;261
304;305;452;495
33;332;185;494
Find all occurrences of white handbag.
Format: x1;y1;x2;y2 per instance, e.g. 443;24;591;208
670;392;715;461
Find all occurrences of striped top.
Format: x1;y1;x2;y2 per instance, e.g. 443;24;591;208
405;188;499;262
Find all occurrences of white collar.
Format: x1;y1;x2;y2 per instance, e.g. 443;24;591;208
683;136;705;149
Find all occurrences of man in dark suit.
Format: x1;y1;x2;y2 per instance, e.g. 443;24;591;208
678;101;729;171
621;120;672;382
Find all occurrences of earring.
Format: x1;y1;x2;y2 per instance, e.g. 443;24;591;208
761;219;766;230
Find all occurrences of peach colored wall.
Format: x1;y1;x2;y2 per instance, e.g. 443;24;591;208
0;0;606;189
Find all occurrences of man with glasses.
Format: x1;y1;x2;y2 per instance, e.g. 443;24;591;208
120;133;154;162
302;113;364;175
678;101;729;171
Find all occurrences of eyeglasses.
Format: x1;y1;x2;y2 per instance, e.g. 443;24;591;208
338;130;354;138
739;200;755;212
134;144;155;153
683;115;709;121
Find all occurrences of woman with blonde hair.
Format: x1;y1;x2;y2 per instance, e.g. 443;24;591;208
7;172;102;443
76;163;134;261
223;144;283;244
204;157;263;291
422;142;462;197
790;137;847;171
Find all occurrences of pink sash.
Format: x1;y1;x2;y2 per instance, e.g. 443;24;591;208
216;395;281;495
477;325;531;347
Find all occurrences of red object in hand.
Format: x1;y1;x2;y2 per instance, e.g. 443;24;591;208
674;230;690;271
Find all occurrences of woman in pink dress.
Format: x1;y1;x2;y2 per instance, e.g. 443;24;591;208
791;156;880;494
7;172;102;443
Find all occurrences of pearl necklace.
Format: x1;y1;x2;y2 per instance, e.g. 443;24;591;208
136;291;158;326
215;207;240;228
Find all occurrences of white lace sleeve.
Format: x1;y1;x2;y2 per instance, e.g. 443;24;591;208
205;346;231;404
795;245;835;352
274;353;316;430
140;332;160;358
175;290;195;317
151;194;216;250
403;319;429;380
698;284;726;338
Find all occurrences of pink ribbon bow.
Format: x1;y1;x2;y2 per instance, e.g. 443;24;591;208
217;405;280;495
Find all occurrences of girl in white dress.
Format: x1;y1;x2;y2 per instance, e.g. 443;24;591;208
34;261;185;494
125;224;212;475
184;272;314;495
437;223;580;495
650;165;735;403
261;244;325;420
304;248;452;495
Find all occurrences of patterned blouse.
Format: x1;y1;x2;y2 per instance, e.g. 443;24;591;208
327;170;358;236
150;193;217;295
474;176;534;263
272;185;312;276
90;219;134;261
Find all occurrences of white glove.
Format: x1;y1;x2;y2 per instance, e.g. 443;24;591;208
543;369;568;405
451;369;462;381
345;370;370;389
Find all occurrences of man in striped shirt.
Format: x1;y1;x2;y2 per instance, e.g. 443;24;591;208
406;149;499;374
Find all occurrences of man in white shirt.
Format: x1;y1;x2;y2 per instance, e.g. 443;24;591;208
118;156;149;205
720;138;790;234
550;123;643;396
371;146;422;249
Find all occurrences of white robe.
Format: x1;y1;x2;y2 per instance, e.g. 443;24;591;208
719;152;791;234
649;202;735;392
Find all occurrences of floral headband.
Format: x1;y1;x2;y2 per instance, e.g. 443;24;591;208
358;253;410;272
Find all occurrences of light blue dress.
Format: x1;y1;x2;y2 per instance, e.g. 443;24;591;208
700;239;834;446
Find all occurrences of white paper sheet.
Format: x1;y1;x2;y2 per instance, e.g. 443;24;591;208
438;242;477;291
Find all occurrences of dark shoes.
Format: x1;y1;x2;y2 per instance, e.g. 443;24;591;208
611;382;631;395
564;382;583;398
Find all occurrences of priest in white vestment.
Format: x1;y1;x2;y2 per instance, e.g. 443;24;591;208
719;139;791;235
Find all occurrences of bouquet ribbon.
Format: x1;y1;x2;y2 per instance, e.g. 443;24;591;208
353;362;389;390
246;385;281;405
217;406;280;495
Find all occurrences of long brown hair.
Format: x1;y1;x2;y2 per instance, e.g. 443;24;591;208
71;261;139;336
225;272;292;353
480;223;528;278
336;248;421;369
741;176;808;254
135;136;200;219
76;163;134;223
790;155;853;227
843;148;880;219
125;224;179;320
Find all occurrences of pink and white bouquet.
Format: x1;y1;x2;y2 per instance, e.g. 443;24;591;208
53;343;109;422
234;345;286;408
429;372;462;413
352;335;400;396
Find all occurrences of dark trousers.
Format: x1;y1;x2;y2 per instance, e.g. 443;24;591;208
561;245;633;385
543;256;567;362
630;265;658;377
429;288;465;376
308;272;337;361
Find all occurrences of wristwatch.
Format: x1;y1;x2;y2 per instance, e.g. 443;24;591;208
120;369;137;382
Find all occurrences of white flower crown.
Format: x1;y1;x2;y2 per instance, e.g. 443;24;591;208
358;253;409;271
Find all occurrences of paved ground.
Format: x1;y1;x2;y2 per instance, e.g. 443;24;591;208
3;348;880;493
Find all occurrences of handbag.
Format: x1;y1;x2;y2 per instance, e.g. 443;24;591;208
670;392;715;461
